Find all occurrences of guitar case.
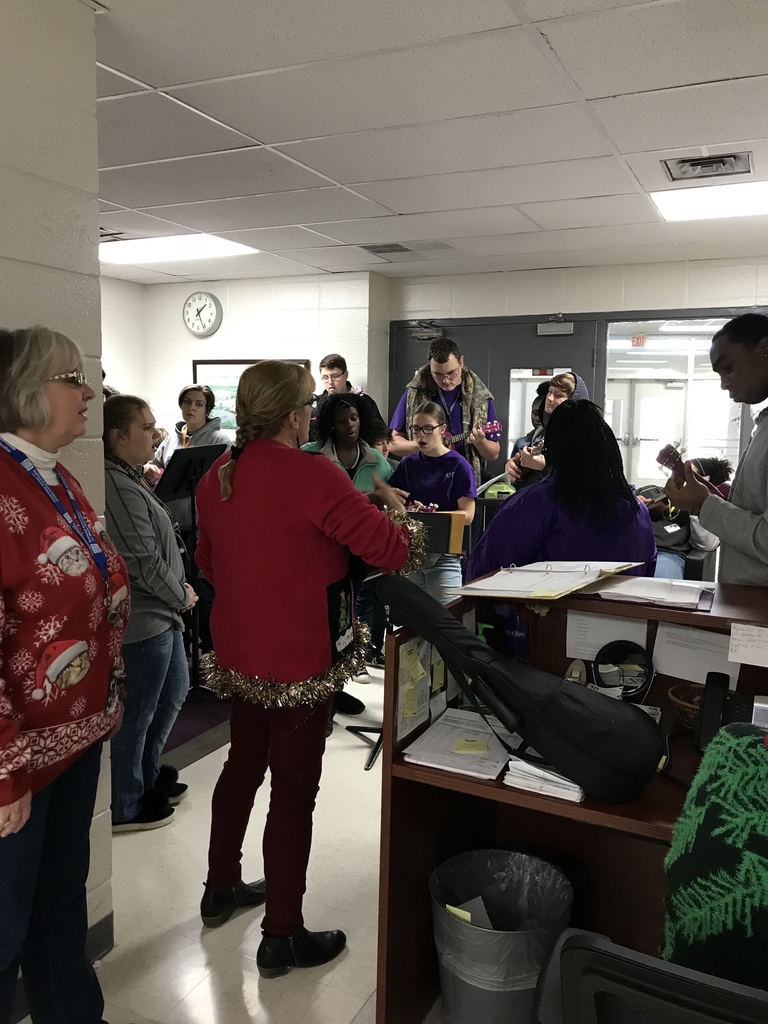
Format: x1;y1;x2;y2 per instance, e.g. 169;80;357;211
374;575;664;803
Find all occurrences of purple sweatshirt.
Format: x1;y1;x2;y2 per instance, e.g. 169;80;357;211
468;476;657;581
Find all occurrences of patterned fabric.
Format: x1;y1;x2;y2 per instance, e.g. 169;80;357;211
661;722;768;990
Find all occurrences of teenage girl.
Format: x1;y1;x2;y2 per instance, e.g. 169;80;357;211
389;402;476;604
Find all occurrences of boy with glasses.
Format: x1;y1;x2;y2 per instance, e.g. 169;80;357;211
309;353;385;442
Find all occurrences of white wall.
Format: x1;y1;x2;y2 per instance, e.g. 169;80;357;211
101;277;147;397
2;0;113;944
389;257;768;320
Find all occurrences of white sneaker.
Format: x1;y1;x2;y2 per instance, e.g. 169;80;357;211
354;666;370;682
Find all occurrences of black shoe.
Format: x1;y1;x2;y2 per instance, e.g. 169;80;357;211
333;690;365;716
155;764;188;806
365;650;386;668
113;789;174;833
256;927;346;978
200;879;267;927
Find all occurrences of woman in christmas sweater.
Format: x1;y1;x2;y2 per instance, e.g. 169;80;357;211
0;326;128;1023
194;360;424;978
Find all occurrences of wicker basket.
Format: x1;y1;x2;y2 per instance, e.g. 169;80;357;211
668;682;705;729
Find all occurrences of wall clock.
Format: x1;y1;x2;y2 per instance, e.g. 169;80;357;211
183;291;223;337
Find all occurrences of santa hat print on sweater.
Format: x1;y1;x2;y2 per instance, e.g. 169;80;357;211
31;639;90;701
37;527;79;565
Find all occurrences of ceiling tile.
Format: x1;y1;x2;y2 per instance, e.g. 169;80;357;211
131;252;310;276
273;246;388;269
98;93;255;168
99;200;123;212
142;188;392;231
275;106;611;183
543;0;768;99
680;239;768;261
97;0;519;85
99;210;196;239
312;207;538;244
486;244;682;271
454;222;670;256
166;30;573;144
216;227;344;250
626;140;768;192
517;194;659;230
591;78;768;154
100;263;181;282
353;157;636;214
99;148;330;208
368;257;496;277
519;0;651;19
664;216;768;244
96;65;149;98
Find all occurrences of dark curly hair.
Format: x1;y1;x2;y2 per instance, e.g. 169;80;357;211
316;392;377;446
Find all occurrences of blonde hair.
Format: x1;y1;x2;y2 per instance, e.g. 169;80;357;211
0;325;84;432
550;372;576;398
219;360;314;500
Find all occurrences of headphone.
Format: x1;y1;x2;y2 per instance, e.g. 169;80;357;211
592;640;654;704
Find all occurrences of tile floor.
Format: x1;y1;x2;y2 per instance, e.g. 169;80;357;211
25;667;439;1024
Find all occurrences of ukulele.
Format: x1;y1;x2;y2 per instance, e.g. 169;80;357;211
656;444;726;497
442;420;502;450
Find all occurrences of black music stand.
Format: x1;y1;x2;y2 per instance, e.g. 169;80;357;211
155;443;227;687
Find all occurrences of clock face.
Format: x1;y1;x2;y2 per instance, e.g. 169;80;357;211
183;292;223;337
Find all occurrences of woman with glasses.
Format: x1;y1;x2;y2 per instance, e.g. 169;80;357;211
309;353;386;443
194;361;423;976
0;327;128;1022
388;402;476;604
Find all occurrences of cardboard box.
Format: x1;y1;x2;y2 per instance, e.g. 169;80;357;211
408;510;466;554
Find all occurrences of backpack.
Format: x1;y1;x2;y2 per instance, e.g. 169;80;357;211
374;575;664;803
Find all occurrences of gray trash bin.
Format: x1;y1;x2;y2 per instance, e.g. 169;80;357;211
430;849;573;1024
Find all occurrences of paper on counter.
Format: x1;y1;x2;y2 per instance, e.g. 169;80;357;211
654;622;739;689
566;610;648;661
729;623;768;668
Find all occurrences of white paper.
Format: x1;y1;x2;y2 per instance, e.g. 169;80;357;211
582;576;709;609
396;638;431;742
729;623;768;668
402;708;510;779
654;622;739;690
566;610;648;661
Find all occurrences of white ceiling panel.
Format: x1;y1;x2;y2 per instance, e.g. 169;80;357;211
132;252;311;276
591;78;768;154
354;157;636;214
518;0;652;19
455;222;670;257
142;189;392;232
275;106;612;183
517;194;659;230
97;0;519;86
626;140;768;192
98;93;255;168
99;199;123;212
99;210;196;239
217;227;344;250
663;216;768;244
544;0;768;99
273;247;388;269
97;65;148;98
99;148;331;208
487;244;682;271
680;239;768;261
100;263;181;282
313;207;540;244
166;31;574;145
369;257;496;277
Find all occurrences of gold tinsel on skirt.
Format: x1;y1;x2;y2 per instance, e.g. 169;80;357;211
201;623;370;708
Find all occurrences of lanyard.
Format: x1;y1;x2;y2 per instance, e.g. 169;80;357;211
436;386;461;422
0;437;109;582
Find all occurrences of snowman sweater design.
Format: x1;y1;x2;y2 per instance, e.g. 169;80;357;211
0;453;128;804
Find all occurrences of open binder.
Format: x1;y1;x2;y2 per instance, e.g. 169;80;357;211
456;561;641;600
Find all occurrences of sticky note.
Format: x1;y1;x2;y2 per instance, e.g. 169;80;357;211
432;656;446;692
446;905;472;923
454;737;488;754
729;623;768;668
402;683;419;718
402;646;426;682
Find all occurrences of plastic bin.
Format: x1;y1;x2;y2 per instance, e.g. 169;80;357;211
429;849;573;1024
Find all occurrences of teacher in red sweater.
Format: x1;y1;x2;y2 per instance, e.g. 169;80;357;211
195;360;423;978
0;326;128;1023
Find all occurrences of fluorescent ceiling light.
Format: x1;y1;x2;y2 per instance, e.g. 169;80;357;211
99;234;259;264
651;181;768;221
658;322;723;334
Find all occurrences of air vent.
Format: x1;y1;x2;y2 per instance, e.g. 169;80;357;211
99;227;128;242
360;243;414;255
663;152;752;181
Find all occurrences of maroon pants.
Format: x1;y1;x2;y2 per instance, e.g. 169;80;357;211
206;696;332;935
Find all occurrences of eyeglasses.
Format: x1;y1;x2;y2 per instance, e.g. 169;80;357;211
320;371;345;383
411;424;440;436
47;371;89;388
431;367;461;382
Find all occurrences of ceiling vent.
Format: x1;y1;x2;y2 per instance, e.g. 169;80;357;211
360;243;414;255
663;152;752;181
99;226;128;242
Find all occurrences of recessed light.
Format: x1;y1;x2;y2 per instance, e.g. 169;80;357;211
651;181;768;221
99;234;259;264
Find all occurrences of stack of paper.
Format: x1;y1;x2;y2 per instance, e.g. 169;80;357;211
401;708;514;780
457;561;641;600
503;756;585;803
581;575;714;610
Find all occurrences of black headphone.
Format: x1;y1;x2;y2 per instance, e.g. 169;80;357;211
592;640;654;704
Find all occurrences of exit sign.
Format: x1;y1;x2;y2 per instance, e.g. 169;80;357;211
632;335;647;348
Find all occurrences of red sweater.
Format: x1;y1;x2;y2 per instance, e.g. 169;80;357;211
196;440;412;690
0;453;128;803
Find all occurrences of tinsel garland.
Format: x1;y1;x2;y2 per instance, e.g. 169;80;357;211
387;508;428;576
201;622;370;708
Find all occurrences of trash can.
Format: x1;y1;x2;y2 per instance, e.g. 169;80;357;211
430;849;573;1024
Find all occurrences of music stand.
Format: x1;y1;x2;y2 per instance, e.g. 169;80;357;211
155;444;227;687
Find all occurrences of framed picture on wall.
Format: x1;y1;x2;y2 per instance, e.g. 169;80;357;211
192;359;311;435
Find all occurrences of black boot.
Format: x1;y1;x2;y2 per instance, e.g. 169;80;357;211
155;764;188;806
333;690;365;715
200;879;266;927
256;927;347;978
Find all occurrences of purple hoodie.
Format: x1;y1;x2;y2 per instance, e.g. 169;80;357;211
468;476;657;581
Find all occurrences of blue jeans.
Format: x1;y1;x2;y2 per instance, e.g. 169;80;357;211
0;740;105;1024
655;551;686;579
407;553;463;605
354;579;386;655
111;627;189;822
